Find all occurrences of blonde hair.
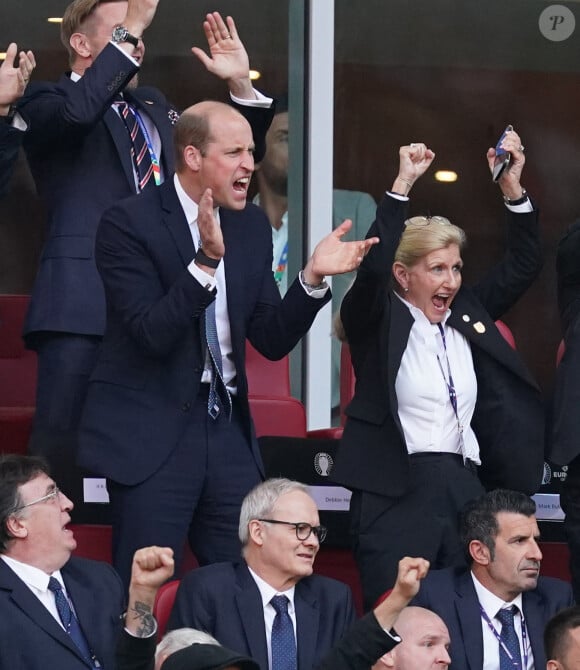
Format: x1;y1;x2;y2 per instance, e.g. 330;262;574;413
395;216;466;268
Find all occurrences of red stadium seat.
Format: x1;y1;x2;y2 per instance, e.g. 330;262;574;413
0;295;37;454
153;579;180;640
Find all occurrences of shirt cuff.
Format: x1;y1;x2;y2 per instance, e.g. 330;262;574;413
110;40;141;67
504;199;533;214
230;88;273;108
298;272;330;299
386;191;409;202
188;259;217;289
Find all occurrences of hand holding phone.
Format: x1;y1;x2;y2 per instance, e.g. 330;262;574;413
492;124;513;182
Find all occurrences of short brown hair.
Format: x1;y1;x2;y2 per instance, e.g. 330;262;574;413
60;0;126;63
173;108;213;172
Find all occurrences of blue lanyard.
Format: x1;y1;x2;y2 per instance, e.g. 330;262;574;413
479;605;529;670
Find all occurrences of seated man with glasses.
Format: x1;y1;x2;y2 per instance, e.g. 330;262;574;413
0;453;175;670
168;478;356;670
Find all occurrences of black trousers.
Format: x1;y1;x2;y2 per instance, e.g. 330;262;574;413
28;332;104;522
560;455;580;601
349;452;485;611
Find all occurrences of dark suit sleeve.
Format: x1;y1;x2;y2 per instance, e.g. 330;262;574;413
96;197;214;358
340;194;407;344
116;630;156;670
316;613;399;670
0;121;24;198
471;208;542;320
18;44;139;149
232;99;276;164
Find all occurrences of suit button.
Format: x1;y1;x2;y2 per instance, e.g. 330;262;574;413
181;402;191;412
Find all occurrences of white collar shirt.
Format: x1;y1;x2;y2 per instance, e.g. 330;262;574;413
471;571;533;670
1;554;71;629
394;294;480;463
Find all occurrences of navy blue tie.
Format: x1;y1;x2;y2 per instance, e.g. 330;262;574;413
202;299;232;420
271;595;296;670
48;577;95;666
497;606;521;670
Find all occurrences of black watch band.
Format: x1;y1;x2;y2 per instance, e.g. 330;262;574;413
503;188;529;206
111;25;140;48
1;105;17;125
195;248;221;269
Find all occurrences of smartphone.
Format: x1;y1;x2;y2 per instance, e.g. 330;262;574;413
492;124;513;182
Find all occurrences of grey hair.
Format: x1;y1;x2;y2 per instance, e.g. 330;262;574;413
156;628;220;660
238;478;311;548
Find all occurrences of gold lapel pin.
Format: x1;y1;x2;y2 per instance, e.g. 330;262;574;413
474;322;486;334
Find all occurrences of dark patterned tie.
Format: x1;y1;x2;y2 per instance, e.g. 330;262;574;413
271;595;297;670
202;299;232;420
113;99;155;193
48;577;95;665
497;606;522;670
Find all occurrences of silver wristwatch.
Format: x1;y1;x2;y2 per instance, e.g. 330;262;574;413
111;25;139;48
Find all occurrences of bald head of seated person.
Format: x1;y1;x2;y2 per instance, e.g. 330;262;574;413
412;488;575;670
168;478;357;670
374;607;451;670
545;606;580;670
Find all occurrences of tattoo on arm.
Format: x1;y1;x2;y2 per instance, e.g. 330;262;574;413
129;601;156;637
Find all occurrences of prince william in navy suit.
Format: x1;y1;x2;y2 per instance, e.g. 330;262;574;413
78;101;378;587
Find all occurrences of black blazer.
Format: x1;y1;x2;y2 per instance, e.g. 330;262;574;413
333;195;544;498
412;566;574;670
0;556;125;670
168;561;357;670
78;180;329;485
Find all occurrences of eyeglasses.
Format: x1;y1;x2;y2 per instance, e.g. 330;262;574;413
257;519;328;543
12;486;61;513
405;215;452;227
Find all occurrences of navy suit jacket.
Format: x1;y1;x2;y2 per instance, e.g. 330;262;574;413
78;179;329;484
168;561;357;670
18;43;273;343
333;195;545;498
0;555;125;670
0;121;24;198
412;566;574;670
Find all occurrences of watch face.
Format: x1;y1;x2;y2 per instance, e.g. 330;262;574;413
112;26;127;43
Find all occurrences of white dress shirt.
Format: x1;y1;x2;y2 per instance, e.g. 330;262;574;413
472;572;533;670
1;554;71;629
394;298;480;463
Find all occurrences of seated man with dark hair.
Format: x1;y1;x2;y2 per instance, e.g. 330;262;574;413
413;488;574;670
0;453;174;670
545;606;580;670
